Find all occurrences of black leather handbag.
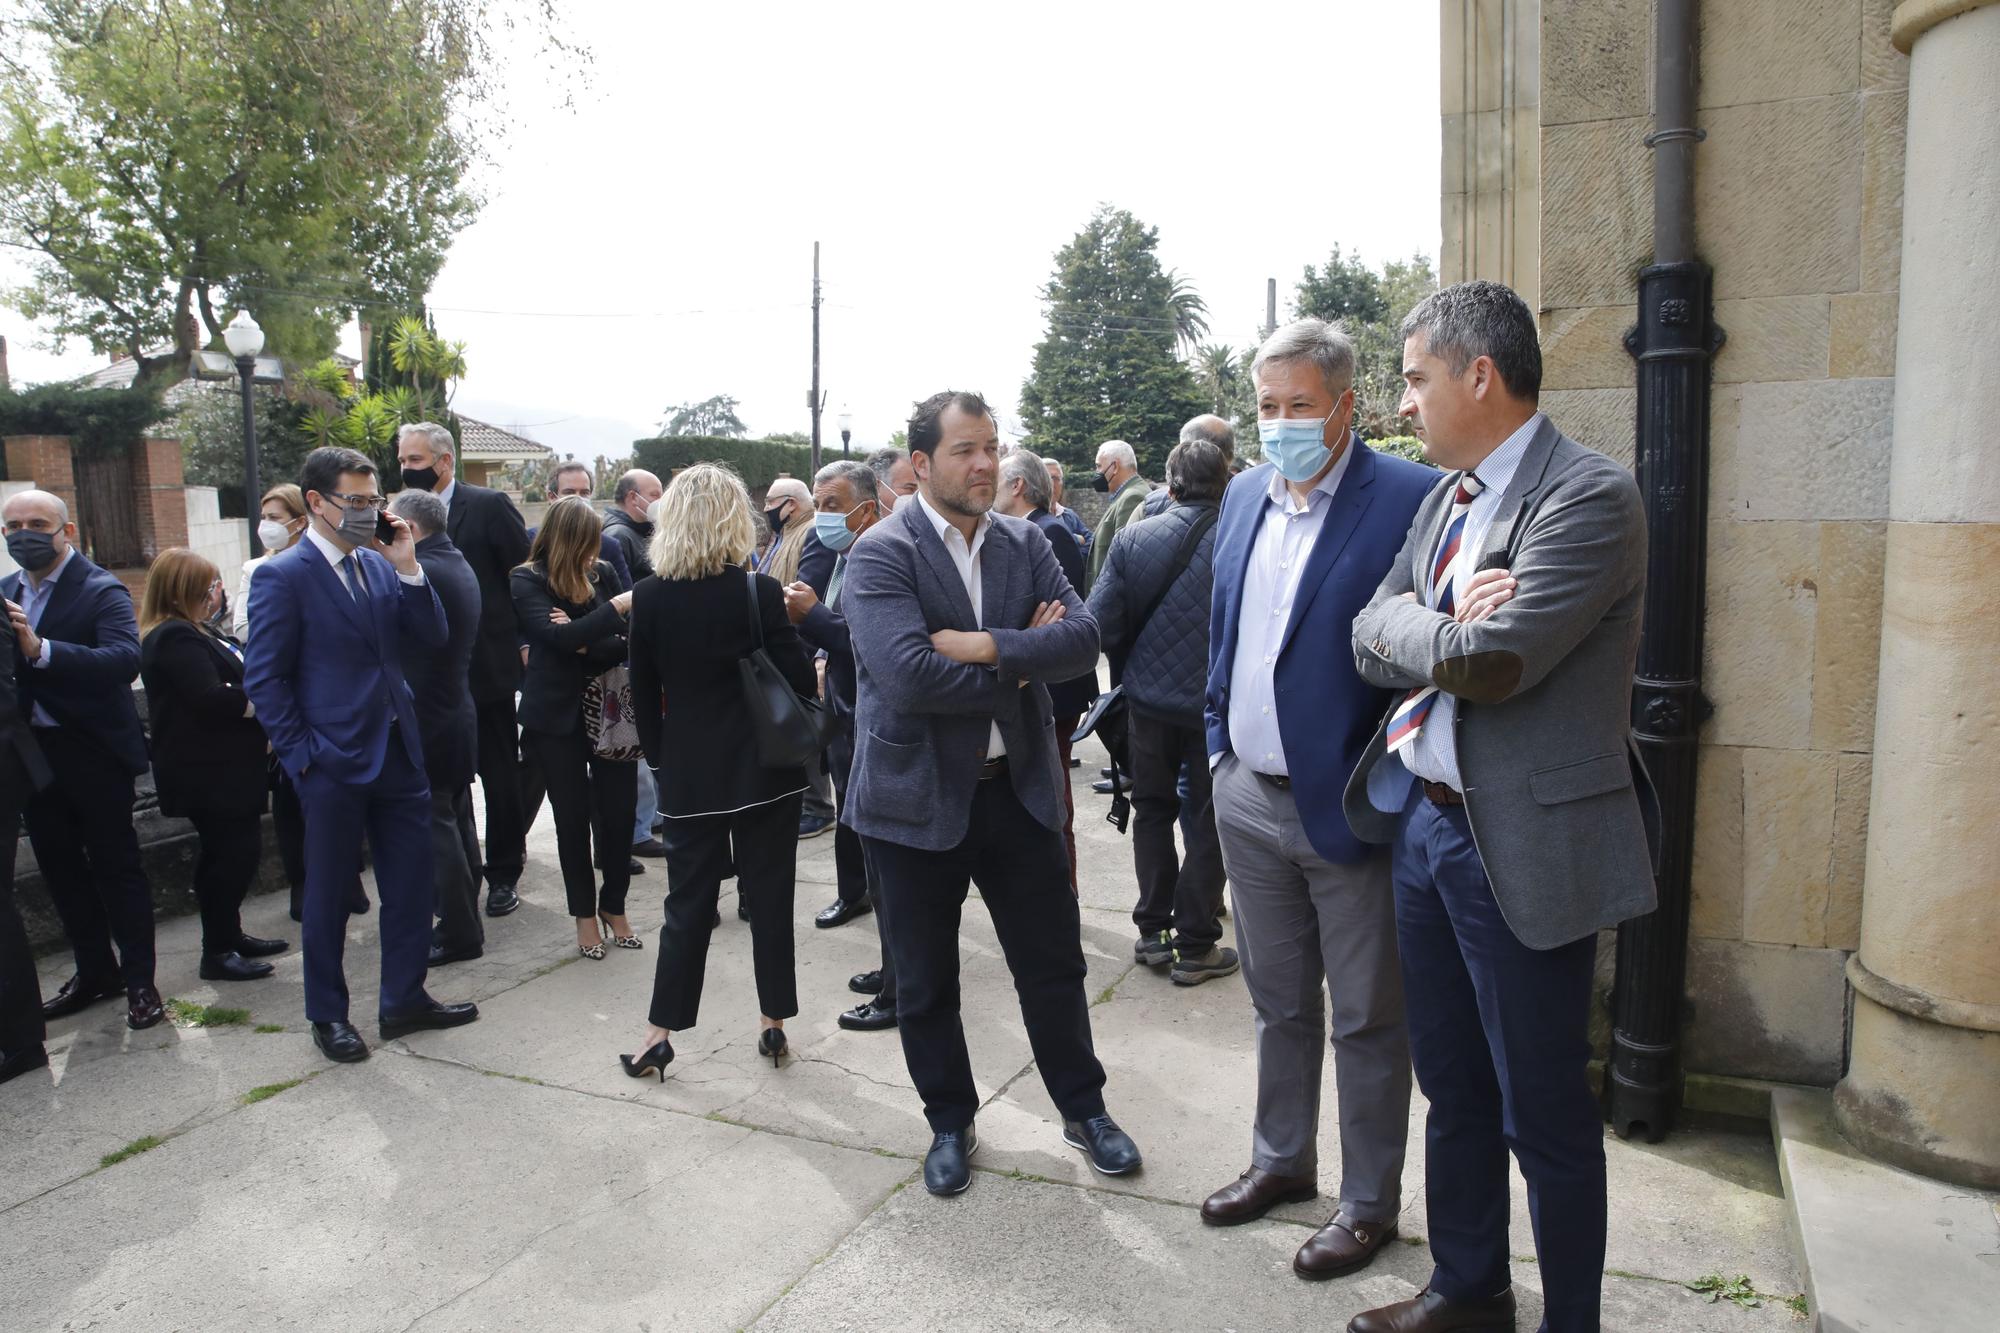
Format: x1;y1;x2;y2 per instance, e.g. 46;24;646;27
737;569;830;769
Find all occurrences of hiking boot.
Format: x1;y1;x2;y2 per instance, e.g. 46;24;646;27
1133;931;1174;967
1170;945;1241;986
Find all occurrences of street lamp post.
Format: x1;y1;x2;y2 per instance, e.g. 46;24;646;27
838;408;853;459
223;310;266;556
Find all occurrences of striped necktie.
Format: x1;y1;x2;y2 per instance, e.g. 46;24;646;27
1385;472;1484;754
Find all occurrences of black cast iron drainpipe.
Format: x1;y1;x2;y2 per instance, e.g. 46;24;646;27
1607;0;1725;1142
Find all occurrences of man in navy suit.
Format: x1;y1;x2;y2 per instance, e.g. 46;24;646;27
842;390;1140;1197
388;488;485;967
1197;321;1436;1284
2;489;161;1030
244;446;476;1064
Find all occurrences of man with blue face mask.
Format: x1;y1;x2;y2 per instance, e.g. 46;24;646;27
1198;318;1436;1284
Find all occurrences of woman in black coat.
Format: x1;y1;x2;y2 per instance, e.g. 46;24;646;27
621;463;816;1080
138;549;288;981
511;496;638;961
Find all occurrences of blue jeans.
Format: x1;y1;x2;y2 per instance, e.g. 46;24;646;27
634;762;659;846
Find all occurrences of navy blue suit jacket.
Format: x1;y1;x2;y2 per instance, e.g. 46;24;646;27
797;530;837;599
1029;506;1100;718
407;533;482;791
243;536;448;785
798;564;855;730
2;551;148;776
1205;441;1437;864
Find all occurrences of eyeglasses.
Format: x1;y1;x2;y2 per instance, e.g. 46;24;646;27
207;578;223;593
326;492;388;511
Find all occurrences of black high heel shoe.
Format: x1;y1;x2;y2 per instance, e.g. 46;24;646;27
758;1027;787;1065
620;1038;674;1081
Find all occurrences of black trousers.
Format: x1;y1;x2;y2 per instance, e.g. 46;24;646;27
185;810;261;958
650;792;801;1030
24;729;154;992
430;784;485;953
1128;710;1226;951
0;745;43;1051
863;778;1107;1134
828;733;870;908
524;725;635;919
475;692;527;889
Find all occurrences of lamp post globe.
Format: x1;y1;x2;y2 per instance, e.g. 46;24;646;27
838;408;853;458
225;311;267;555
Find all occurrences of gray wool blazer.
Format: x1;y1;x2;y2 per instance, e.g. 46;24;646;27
1343;415;1662;949
841;497;1102;852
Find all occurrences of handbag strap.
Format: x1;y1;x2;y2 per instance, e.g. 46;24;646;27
743;567;764;652
1135;505;1217;639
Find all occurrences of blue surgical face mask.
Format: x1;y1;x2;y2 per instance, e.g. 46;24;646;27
1257;413;1338;484
813;503;869;553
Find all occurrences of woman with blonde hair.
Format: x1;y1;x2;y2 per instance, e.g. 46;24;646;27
233;483;308;638
139;548;288;980
621;463;815;1080
511;495;638;960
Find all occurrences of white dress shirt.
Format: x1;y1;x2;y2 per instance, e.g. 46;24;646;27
17;544;77;726
1224;443;1358;775
913;490;1005;760
1398;411;1543;790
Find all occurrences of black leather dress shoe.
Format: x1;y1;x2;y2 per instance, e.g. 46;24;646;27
1092;776;1132;795
848;970;883;994
234;933;290;958
0;1043;50;1085
379;998;480;1040
837;1000;898;1031
199;951;275;982
41;973;121;1020
313;1020;370;1063
126;986;165;1031
815;897;873;929
427;943;484;968
631;837;667;858
1347;1285;1517;1333
924;1124;978;1196
485;884;521;917
628;858;645;876
1062;1114;1143;1175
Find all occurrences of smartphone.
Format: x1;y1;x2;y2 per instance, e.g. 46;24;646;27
376;511;398;545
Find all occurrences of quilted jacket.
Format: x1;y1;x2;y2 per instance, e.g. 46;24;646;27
1085;500;1217;729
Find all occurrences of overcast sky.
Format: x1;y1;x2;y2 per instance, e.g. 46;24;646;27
3;1;1442;464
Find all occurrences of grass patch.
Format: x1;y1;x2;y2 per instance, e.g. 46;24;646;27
253;1023;284;1033
480;1070;546;1087
529;955;580;979
1093;984;1118;1006
99;1135;164;1168
166;998;250;1028
1784;1293;1809;1320
1687;1273;1765;1310
240;1078;303;1105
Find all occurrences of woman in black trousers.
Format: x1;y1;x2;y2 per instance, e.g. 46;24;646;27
622;463;815;1079
138;549;288;980
511;496;639;960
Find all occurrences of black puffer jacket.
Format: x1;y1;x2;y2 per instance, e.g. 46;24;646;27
601;507;655;581
1085;501;1217;729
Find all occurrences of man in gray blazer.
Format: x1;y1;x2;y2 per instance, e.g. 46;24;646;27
842;389;1142;1198
1342;281;1659;1333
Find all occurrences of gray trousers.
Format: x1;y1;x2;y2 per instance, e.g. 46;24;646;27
1211;754;1411;1225
431;784;485;954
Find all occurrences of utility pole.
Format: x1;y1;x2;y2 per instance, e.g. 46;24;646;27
809;241;825;476
1263;278;1277;339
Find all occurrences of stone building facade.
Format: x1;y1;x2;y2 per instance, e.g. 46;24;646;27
1442;0;1997;1186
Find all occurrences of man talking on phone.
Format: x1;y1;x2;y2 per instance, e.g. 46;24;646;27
244;446;479;1065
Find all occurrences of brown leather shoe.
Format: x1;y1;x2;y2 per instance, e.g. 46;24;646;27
126;986;165;1031
1294;1215;1398;1280
1346;1285;1517;1332
1200;1167;1318;1226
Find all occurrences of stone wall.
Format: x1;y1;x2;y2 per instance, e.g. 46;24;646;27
1453;0;1909;1085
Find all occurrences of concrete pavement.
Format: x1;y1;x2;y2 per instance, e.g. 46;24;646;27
4;744;1805;1330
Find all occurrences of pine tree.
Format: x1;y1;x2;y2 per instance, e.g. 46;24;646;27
1019;207;1208;476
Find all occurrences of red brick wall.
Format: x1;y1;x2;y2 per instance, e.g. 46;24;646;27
3;435;78;517
130;437;188;559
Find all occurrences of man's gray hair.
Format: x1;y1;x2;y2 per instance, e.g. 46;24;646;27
1400;279;1543;400
398;421;456;460
1251;318;1356;400
865;446;907;487
814;458;877;506
388;486;448;539
1094;439;1137;471
1166;439;1229;505
1178;414;1236;455
999;449;1052;511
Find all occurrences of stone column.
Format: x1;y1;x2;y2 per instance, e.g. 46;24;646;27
1832;0;2000;1190
1440;0;1541;306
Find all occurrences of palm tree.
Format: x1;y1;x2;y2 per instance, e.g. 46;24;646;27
1194;342;1242;417
1166;269;1210;355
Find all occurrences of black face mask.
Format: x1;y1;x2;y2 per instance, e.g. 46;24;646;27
400;465;440;493
765;504;788;537
1090;471;1111;493
5;529;58;572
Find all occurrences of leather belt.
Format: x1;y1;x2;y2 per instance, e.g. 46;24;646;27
979;755;1009;780
1252;770;1292;790
1422;779;1464;807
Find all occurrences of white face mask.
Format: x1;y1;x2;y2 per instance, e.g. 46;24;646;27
257;519;291;551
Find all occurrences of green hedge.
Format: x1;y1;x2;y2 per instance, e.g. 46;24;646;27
1369;434;1426;463
631;435;818;491
0;382;167;469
